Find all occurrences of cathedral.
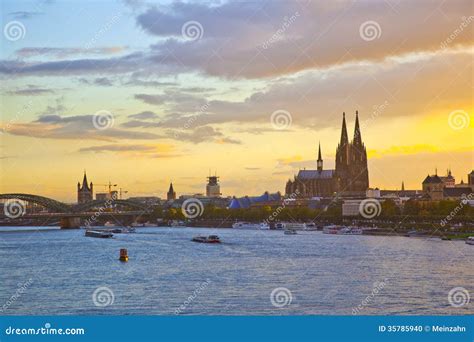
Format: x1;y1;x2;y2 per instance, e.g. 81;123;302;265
285;111;369;198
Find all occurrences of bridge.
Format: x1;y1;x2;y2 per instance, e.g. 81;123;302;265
0;193;153;228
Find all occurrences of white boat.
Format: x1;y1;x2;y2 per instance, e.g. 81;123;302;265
284;222;306;230
305;222;317;230
337;227;363;235
170;220;186;227
466;237;474;245
85;230;113;238
104;221;117;227
232;222;270;230
284;229;297;235
322;225;342;234
274;222;285;230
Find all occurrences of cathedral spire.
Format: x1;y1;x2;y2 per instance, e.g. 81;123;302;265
82;171;89;189
353;110;362;146
340;112;349;146
317;141;323;172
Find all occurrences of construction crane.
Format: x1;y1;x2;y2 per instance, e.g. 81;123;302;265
95;181;118;195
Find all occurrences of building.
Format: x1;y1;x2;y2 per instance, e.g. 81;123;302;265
167;182;176;201
228;192;282;209
285;111;369;198
206;175;221;197
468;171;474;189
77;172;93;204
422;169;472;200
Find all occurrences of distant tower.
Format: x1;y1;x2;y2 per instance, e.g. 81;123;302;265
77;171;93;204
206;174;221;197
317;142;323;172
401;181;405;192
167;182;176;201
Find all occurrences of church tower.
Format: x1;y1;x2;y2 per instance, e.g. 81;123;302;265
317;142;323;172
77;171;93;204
335;112;351;191
167;182;176;201
349;110;369;192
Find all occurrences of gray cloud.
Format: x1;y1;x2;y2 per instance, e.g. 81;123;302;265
7;85;54;96
16;46;128;58
127;111;159;120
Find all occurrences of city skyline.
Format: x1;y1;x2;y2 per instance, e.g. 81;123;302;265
1;0;473;202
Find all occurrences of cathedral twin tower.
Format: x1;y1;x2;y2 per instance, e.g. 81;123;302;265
285;111;369;197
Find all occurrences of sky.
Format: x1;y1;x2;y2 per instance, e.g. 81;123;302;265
0;0;473;202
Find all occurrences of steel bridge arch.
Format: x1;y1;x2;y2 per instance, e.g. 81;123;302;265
71;199;149;212
0;193;71;213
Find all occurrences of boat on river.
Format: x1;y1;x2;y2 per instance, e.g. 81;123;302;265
85;230;113;238
192;235;221;243
284;229;297;235
232;222;270;230
466;237;474;245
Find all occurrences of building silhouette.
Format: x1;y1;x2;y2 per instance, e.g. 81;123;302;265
285;111;369;198
77;171;93;203
167;182;176;201
206;175;221;197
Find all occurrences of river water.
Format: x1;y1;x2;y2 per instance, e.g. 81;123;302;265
0;226;472;315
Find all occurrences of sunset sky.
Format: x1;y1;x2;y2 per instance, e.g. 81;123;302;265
1;0;473;202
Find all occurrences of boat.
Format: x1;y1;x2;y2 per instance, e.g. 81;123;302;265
284;222;306;230
192;235;221;243
143;222;156;227
85;230;113;238
274;222;285;230
170;220;186;227
232;222;270;230
305;222;318;230
104;221;117;227
322;225;342;234
337;227;363;235
131;222;144;227
284;229;297;235
108;227;135;234
466;237;474;245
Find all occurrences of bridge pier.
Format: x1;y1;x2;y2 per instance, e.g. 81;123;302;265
60;217;81;229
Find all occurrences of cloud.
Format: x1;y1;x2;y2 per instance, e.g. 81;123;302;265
78;77;114;86
7;85;54;96
166;126;240;144
16;46;128;58
2;1;471;80
128;111;159;120
9;11;43;20
4;114;163;141
78;143;181;158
